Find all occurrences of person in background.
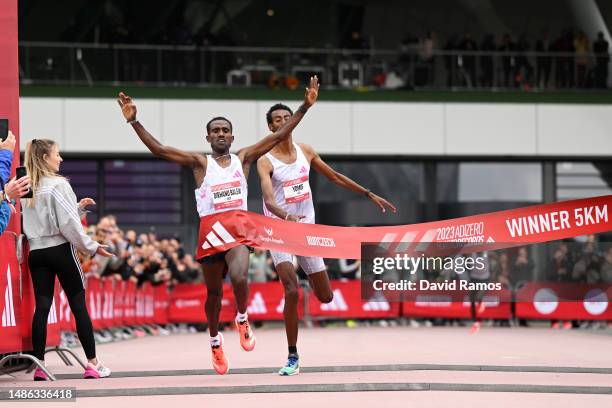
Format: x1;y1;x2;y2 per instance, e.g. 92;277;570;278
0;131;31;234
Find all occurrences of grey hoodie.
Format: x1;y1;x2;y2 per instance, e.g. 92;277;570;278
21;176;99;255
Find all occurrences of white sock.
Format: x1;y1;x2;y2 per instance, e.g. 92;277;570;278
210;334;221;347
236;311;248;323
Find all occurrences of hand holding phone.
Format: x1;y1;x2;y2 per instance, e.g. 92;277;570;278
16;166;33;199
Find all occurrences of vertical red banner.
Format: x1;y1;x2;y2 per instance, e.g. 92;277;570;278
0;0;20;234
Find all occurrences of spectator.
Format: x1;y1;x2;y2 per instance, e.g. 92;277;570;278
593;31;609;88
480;34;495;88
574;30;590;88
498;33;516;87
512;247;534;287
536;30;553;89
601;247;612;283
248;248;274;283
0;131;31;234
516;34;533;87
458;32;478;87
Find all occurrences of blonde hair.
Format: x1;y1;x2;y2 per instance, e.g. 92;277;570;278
24;139;63;206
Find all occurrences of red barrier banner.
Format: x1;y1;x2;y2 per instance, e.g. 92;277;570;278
101;279;114;328
0;233;21;353
515;283;612;320
402;290;512;319
113;280;125;327
124;280;137;326
153;284;170;325
197;196;611;260
168;283;235;323
309;280;400;319
87;277;104;331
144;283;155;325
246;282;303;321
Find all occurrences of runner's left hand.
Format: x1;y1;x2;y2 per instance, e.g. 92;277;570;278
368;193;397;213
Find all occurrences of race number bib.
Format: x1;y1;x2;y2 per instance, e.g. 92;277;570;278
212;181;243;210
283;176;311;204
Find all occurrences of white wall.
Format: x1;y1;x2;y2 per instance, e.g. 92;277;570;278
19;97;612;156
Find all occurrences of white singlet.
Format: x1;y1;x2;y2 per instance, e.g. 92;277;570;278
195;154;248;217
263;143;325;274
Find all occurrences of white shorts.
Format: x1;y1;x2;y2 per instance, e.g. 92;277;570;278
269;251;326;275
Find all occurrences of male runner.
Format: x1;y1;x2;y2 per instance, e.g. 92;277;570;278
257;103;396;376
117;77;319;374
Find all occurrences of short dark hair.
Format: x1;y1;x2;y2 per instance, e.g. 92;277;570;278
266;103;293;124
206;116;233;134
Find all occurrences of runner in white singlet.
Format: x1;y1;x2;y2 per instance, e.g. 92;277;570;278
257;103;396;376
116;77;319;375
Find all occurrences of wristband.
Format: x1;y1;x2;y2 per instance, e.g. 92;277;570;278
127;119;139;125
364;189;371;197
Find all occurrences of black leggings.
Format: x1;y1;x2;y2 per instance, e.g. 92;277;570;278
29;242;96;361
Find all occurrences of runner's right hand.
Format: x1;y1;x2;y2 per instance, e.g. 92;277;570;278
286;214;305;222
117;92;137;122
303;76;319;108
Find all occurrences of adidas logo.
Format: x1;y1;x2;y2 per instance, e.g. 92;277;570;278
299;166;307;174
247;292;267;314
2;266;16;327
320;289;348;311
264;227;273;236
233;170;241;179
202;221;236;250
363;300;390;311
276;298;285;313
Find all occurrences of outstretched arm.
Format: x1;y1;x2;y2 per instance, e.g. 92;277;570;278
257;156;304;222
117;92;204;168
239;76;320;166
303;144;397;213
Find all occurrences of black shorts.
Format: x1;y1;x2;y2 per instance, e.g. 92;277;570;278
198;245;254;265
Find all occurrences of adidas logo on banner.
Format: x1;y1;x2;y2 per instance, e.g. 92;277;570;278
363;300;390;311
276;298;285;313
2;266;16;327
202;221;237;250
247;292;267;314
320;289;348;311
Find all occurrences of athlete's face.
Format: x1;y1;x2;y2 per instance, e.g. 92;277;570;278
206;120;234;153
268;109;292;132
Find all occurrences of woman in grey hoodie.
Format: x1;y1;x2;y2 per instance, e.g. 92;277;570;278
22;138;113;380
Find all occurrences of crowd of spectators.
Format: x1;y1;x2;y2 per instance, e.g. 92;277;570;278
396;29;610;90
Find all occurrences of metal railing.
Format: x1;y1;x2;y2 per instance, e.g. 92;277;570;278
18;41;612;90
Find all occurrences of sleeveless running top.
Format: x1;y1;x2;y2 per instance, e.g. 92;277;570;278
263;143;315;223
195;154;248;217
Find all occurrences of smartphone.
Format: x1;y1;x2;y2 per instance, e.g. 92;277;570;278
16;166;33;199
0;119;8;142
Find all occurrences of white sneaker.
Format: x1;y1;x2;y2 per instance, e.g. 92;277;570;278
84;360;111;379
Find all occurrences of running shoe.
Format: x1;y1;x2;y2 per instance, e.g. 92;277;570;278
211;333;229;375
235;317;256;351
83;360;112;379
33;367;49;381
470;321;481;334
278;354;300;376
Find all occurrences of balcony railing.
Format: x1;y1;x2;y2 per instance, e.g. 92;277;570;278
18;41;612;90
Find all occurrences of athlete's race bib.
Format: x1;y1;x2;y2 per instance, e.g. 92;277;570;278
283;176;311;204
212;180;243;210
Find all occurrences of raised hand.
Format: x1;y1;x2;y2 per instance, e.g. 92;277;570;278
96;244;114;258
303;75;320;108
4;176;30;200
117;92;137;122
368;192;397;214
